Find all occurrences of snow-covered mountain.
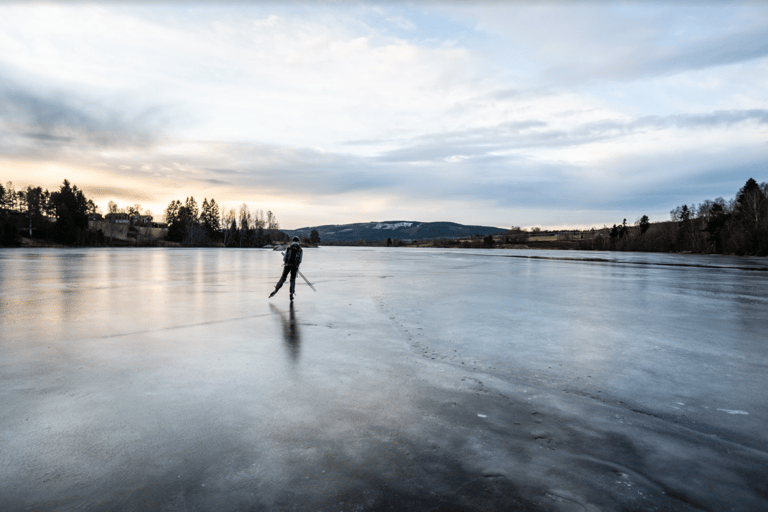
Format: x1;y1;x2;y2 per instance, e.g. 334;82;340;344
283;221;505;243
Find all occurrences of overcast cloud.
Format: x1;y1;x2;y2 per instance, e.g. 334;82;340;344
1;2;766;229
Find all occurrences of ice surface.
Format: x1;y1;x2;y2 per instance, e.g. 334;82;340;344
1;247;767;511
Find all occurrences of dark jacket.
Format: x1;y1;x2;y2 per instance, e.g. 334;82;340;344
283;242;303;267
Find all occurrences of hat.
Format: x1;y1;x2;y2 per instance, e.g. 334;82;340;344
292;236;300;242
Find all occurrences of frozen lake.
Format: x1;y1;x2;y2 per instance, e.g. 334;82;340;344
2;247;767;511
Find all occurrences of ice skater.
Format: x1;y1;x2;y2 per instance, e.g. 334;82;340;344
269;237;303;301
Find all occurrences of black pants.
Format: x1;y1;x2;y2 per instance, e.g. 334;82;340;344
275;265;298;294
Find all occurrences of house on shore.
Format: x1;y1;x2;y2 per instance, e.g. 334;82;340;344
89;213;168;243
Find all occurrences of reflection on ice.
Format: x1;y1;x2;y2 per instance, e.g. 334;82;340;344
270;302;301;364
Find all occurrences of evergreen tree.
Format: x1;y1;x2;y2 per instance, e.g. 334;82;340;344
165;200;182;224
638;215;650;234
228;214;239;247
705;202;729;253
200;198;221;238
210;200;217;227
734;178;767;255
41;189;54;239
185;197;199;222
680;205;690;222
209;199;220;233
201;198;210;230
24;187;45;237
49;180;90;245
619;218;628;238
4;182;17;210
166;206;189;243
0;181;19;246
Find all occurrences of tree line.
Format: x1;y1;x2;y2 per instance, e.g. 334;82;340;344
1;179;99;246
1;178;289;248
3;177;766;254
163;196;222;246
220;203;286;247
589;178;768;256
162;197;287;247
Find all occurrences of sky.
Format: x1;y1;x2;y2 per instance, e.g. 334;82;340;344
1;1;766;230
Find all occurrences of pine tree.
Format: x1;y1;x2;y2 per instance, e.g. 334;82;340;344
165;200;182;224
705;202;729;253
201;198;210;228
185;197;199;221
734;178;767;255
4;182;17;210
49;180;90;245
200;198;221;238
208;199;220;233
638;215;650;234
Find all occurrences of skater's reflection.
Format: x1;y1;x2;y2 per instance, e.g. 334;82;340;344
270;303;301;364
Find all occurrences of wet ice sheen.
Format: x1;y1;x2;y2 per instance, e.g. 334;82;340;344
1;247;767;511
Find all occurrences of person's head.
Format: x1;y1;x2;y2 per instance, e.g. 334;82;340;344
292;236;300;243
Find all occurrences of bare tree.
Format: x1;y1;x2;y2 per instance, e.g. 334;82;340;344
267;210;279;230
238;204;252;246
253;209;265;230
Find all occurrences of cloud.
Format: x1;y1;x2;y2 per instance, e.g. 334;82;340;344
85;185;156;204
453;3;768;85
0;76;169;158
547;25;768;84
374;109;768;165
386;15;416;31
171;142;400;196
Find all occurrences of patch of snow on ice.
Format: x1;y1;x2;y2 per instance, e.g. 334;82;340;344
716;408;749;415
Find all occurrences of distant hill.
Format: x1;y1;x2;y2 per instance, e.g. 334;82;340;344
283;221;506;243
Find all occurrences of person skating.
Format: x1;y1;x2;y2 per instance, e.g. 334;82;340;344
269;237;303;301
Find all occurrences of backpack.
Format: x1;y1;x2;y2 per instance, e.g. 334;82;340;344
286;244;302;266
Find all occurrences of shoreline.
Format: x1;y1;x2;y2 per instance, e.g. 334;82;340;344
4;237;766;262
